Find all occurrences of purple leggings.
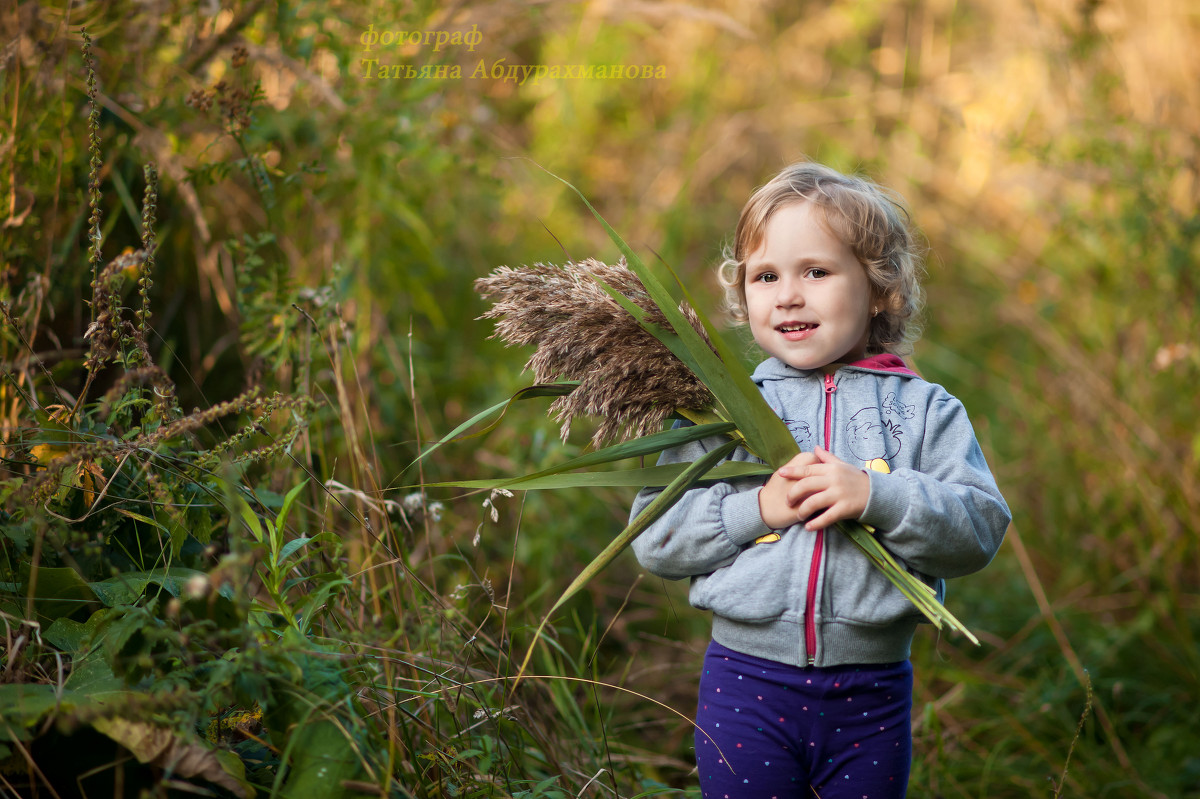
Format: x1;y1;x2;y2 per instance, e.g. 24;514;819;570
694;640;913;799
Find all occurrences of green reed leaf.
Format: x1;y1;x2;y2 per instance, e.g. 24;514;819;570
404;382;578;474
837;520;979;644
425;460;772;491
420;420;739;490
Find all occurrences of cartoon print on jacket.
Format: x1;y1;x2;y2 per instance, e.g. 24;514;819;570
845;391;917;467
883;391;916;420
781;418;814;451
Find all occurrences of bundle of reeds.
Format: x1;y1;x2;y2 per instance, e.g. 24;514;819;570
424;179;978;679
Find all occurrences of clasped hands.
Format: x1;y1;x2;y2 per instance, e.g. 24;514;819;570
758;446;870;532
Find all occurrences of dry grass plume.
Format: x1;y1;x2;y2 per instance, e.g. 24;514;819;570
475;259;715;446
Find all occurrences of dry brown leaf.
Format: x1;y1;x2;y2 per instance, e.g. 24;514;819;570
92;717;254;798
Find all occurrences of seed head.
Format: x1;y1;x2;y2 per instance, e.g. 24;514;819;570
475;259;715;446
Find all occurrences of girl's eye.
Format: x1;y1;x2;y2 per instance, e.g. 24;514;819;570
806;268;828;279
755;272;777;283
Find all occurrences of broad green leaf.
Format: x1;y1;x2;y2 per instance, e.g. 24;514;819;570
276;536;316;564
239;502;265;544
44;616;92;652
24;566;97;619
515;438;740;682
62;650;125;693
0;684;62;732
90;567;205;606
273;717;363;799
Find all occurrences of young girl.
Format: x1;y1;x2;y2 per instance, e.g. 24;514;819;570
630;162;1010;798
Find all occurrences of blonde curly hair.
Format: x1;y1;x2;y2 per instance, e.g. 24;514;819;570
718;162;925;356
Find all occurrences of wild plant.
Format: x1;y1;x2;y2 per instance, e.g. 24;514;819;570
0;29;371;798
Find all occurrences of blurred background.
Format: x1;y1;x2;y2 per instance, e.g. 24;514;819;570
2;1;1197;797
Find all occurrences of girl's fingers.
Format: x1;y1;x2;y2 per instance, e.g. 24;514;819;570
785;474;827;505
812;445;841;463
801;499;853;530
778;462;827;480
804;510;837;531
794;488;835;520
778;452;819;476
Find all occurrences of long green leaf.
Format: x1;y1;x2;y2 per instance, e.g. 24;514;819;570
838;520;979;644
419;421;739;490
424;460;773;490
403;382;577;474
514;438;741;685
490;420;736;479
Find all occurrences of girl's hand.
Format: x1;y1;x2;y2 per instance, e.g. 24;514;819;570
777;446;870;531
757;450;820;529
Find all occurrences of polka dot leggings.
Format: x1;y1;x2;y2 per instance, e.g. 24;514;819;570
694;640;913;799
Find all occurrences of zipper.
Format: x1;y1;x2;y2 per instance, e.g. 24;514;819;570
805;373;838;664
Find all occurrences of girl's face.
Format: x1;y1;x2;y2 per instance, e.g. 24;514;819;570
744;201;874;371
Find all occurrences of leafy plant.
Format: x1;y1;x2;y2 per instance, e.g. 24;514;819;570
0;26;373;798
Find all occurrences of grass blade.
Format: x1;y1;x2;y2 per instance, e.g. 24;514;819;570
423;460;772;491
404;382;577;473
838;520;980;644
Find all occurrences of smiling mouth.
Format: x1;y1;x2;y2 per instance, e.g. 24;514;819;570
777;323;817;333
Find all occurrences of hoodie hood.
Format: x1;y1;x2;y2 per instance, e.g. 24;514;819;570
752;353;918;384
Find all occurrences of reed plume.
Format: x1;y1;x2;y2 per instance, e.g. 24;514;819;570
475;259;715;446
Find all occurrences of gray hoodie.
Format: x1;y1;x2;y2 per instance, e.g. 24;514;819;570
629;353;1011;667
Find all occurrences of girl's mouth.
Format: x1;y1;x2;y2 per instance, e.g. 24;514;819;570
777;322;817;341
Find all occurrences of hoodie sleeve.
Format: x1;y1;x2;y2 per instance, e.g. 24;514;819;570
858;393;1010;578
629;430;774;581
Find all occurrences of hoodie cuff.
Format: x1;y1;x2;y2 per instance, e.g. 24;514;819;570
861;470;909;532
721;487;773;546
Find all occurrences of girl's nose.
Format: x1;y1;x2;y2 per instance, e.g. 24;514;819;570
775;277;804;307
